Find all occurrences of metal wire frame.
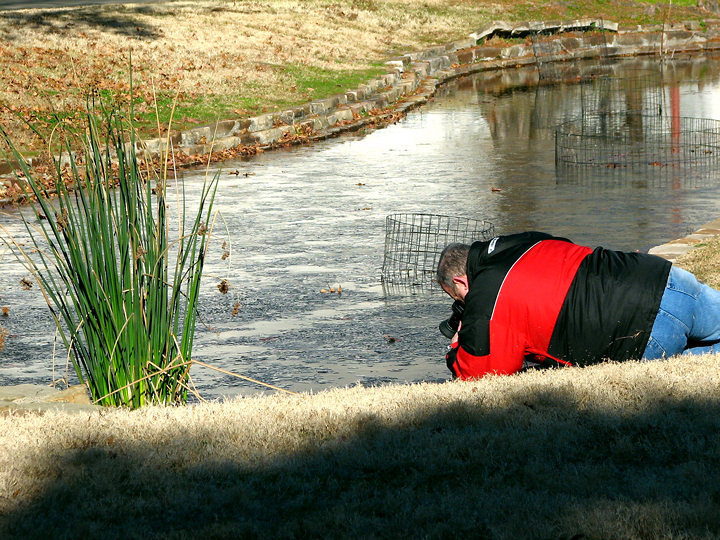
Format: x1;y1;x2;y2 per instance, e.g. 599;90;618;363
531;32;578;84
579;69;666;117
529;21;614;130
555;114;720;183
530;19;612;83
381;213;495;288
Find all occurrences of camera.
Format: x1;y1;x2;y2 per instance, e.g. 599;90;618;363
439;300;464;339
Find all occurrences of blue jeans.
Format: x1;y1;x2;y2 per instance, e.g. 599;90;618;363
643;266;720;359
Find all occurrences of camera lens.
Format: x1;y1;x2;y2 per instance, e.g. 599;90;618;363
439;300;464;339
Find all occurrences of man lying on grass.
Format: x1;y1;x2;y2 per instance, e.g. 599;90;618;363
437;231;720;379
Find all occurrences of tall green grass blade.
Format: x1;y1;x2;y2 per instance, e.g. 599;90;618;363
0;96;219;408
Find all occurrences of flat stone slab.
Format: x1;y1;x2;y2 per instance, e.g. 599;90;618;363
648;217;720;263
0;383;102;415
0;383;59;402
648;244;694;259
0;400;101;415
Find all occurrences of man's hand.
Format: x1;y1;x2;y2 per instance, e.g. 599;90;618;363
451;321;462;345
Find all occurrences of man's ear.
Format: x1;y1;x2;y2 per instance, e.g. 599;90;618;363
452;275;468;288
451;275;469;300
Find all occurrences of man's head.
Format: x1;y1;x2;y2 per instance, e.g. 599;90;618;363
436;243;470;301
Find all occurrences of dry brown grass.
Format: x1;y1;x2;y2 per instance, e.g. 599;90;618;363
0;0;500;150
675;235;720;289
1;354;720;538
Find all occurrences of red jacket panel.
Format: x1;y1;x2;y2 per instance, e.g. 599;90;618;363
449;239;591;379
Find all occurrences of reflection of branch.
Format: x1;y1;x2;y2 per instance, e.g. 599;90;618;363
660;0;674;59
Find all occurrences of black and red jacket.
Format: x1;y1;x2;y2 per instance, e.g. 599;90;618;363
446;232;671;379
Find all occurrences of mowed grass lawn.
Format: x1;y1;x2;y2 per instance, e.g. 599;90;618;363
0;0;711;153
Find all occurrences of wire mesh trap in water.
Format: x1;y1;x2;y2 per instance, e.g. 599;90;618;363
381;213;495;291
555;114;720;184
530;19;613;84
579;69;666;118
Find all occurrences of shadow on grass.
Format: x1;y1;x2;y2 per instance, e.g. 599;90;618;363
2;387;720;539
0;5;166;40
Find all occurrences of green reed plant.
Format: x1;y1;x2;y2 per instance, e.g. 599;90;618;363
0;100;219;408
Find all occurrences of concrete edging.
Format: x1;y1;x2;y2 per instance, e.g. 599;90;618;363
648;218;720;262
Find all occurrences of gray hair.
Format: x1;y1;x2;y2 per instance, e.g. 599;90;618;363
436;243;470;289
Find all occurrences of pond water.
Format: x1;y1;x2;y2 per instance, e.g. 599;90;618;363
2;54;720;400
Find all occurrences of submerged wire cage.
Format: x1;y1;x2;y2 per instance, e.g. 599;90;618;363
530;20;611;84
580;70;665;117
529;23;613;130
531;32;582;84
555;113;720;183
381;213;495;290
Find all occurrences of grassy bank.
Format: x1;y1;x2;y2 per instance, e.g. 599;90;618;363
1;353;720;539
0;0;712;155
673;234;720;288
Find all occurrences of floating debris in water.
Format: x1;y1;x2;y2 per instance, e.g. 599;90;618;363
217;279;230;294
1;307;8;317
320;285;342;296
20;277;32;290
231;302;240;317
229;170;255;177
55;208;69;232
